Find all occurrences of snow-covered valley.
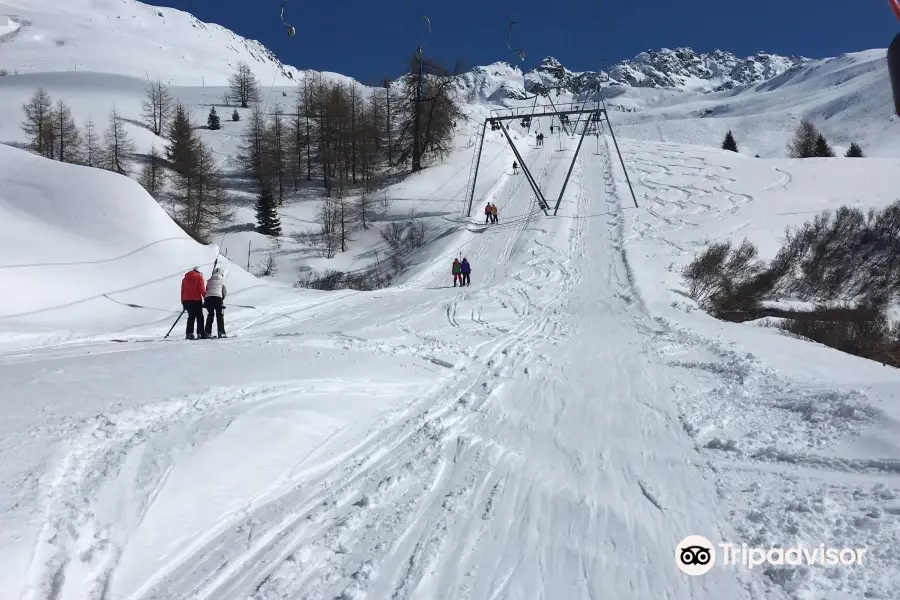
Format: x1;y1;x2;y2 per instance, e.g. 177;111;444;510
2;1;900;599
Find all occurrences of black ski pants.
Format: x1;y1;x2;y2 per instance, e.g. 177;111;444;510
182;300;204;336
204;296;226;336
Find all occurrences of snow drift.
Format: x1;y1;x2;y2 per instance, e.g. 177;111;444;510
0;143;274;347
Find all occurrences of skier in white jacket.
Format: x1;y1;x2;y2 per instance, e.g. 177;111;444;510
203;268;228;338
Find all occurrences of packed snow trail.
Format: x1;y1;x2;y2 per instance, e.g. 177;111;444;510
3;137;797;599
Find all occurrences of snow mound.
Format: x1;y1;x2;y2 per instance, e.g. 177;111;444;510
0;143;265;346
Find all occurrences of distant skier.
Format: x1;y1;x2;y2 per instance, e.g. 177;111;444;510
181;267;208;340
550;124;554;134
203;267;228;338
485;202;493;225
512;161;518;175
490;203;498;224
460;257;471;286
452;258;463;287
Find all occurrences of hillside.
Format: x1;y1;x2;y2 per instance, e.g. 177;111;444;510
0;142;288;349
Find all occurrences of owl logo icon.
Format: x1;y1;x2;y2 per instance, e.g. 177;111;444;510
675;535;716;576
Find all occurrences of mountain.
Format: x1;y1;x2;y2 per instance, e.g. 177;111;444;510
0;0;352;86
606;47;808;92
453;48;809;106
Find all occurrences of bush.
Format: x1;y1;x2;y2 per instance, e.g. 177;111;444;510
682;238;765;315
778;307;900;367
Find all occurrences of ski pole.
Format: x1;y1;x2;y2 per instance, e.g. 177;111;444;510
164;309;185;338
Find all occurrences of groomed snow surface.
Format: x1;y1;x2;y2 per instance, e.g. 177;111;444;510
2;123;900;599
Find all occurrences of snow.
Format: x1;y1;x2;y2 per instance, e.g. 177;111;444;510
2;0;900;598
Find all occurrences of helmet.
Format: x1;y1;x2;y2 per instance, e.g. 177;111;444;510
192;266;201;272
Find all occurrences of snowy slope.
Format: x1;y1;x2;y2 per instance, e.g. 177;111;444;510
0;142;294;348
3;132;900;600
0;0;350;86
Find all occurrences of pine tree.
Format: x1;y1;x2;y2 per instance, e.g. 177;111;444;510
100;108;136;174
845;142;864;157
138;145;166;197
722;130;738;152
21;88;54;157
232;108;240;122
814;133;835;157
141;79;172;136
228;62;261;108
788;118;820;158
255;185;282;236
207;106;221;130
52;99;82;164
166;103;198;176
84;117;100;167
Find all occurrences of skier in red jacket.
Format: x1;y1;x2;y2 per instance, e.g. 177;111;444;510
181;267;208;339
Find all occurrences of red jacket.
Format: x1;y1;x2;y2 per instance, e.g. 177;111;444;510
181;270;206;302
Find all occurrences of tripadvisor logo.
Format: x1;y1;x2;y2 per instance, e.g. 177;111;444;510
675;535;867;575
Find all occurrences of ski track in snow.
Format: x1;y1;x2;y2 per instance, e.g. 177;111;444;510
6;136;900;599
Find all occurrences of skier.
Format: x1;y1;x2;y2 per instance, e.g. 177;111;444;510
204;267;228;338
460;257;471;286
485;202;493;224
490;203;498;224
512;161;518;174
452;258;463;287
180;267;208;339
550;124;554;134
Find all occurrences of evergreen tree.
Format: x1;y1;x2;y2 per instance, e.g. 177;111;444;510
845;142;864;157
788;118;819;158
255;185;282;236
232;108;240;122
722;130;738;152
166;102;198;176
207;106;221;130
814;133;835;157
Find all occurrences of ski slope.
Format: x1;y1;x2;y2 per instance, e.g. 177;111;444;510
2;125;900;599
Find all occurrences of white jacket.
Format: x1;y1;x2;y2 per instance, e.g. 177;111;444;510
206;271;227;299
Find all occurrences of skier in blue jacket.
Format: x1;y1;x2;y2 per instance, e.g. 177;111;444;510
460;258;471;286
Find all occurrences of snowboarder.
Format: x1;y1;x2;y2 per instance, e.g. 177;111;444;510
512;161;518;175
485;202;493;225
204;267;228;338
460;257;471;286
452;258;463;287
181;267;208;340
490;203;498;224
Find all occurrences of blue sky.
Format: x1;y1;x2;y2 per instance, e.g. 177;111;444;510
162;0;896;82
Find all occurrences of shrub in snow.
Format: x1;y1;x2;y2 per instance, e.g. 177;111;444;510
232;108;240;122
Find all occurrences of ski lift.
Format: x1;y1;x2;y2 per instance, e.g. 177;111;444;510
889;0;900;116
520;116;531;128
590;110;602;122
281;0;295;37
506;21;525;62
490;119;501;131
